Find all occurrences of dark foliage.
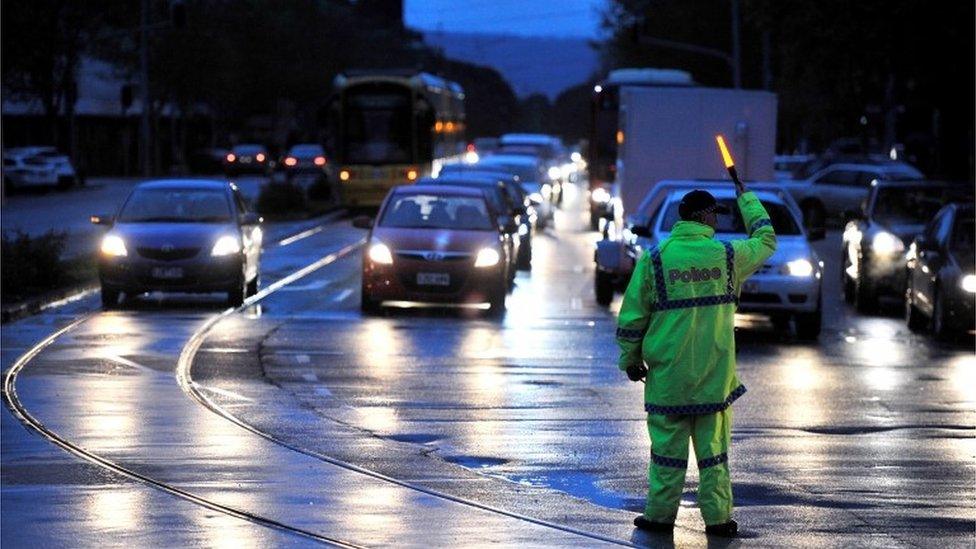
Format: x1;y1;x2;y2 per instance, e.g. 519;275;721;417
1;230;67;300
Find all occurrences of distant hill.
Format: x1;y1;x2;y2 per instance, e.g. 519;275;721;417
421;31;600;99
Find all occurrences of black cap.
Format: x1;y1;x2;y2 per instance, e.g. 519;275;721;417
678;189;730;220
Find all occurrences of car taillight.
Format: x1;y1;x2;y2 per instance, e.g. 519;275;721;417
314;156;326;166
284;157;297;167
226;153;236;162
256;153;266;162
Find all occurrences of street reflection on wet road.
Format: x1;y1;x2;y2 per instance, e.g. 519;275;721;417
2;181;973;547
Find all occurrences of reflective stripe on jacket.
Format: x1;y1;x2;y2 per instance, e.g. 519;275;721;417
616;192;777;414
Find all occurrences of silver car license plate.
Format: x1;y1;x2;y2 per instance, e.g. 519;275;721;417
417;272;450;286
152;267;184;279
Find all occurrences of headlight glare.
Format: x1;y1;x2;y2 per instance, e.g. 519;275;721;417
368;243;393;264
871;231;904;254
211;235;241;256
474;248;500;268
100;235;127;257
591;187;611;203
962;274;976;293
784;259;814;277
518;223;529;236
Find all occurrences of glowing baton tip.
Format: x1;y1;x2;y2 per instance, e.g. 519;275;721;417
716;135;735;169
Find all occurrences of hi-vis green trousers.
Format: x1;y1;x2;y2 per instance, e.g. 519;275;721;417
645;409;732;525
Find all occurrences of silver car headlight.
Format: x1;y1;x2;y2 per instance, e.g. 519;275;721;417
591;187;611;204
783;259;814;277
871;231;904;254
368;242;393;264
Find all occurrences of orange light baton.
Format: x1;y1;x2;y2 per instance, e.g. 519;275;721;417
715;134;742;187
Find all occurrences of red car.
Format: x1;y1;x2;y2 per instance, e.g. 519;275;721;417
354;185;511;315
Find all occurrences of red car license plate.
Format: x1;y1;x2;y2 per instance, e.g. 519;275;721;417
417;273;449;286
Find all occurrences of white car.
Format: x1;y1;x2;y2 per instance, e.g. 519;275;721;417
780;161;923;227
3;147;78;191
595;181;824;339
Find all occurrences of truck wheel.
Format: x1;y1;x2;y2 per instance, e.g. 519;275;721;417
854;258;877;313
905;282;927;333
101;285;120;310
795;305;822;341
595;270;614;306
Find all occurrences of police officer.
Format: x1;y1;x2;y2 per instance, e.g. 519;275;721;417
616;180;776;537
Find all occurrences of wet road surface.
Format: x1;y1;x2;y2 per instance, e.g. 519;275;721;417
2;182;974;547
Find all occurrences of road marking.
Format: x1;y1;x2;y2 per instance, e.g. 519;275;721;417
295;354;311;364
301;373;317;382
331;289;354;303
102;354;159;375
194;383;253;402
277;226;324;246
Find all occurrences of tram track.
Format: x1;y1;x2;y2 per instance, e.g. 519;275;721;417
3;229;638;547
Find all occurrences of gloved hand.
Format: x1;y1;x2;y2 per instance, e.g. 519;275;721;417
626;363;647;382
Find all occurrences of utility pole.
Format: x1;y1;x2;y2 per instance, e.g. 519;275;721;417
139;0;151;176
730;0;742;88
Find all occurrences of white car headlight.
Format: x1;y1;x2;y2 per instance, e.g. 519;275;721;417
871;231;904;254
100;234;128;257
962;274;976;293
591;187;611;204
784;259;814;277
474;248;500;268
211;235;241;256
368;243;393;264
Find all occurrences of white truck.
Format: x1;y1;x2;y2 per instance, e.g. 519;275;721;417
594;85;778;304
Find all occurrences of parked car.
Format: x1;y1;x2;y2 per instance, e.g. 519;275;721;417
841;181;972;311
91;179;263;308
905;202;975;339
354;185;511;315
595;181;824;339
281;143;330;177
774;154;814;180
3;147;78;191
224;144;272;176
420;175;525;275
781;160;923;227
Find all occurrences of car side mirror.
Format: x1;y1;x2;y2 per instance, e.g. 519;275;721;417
807;226;826;241
240;212;262;225
629;224;652;238
90;214;113;226
352;215;374;230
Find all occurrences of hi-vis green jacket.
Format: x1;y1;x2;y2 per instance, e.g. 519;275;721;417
616;192;776;414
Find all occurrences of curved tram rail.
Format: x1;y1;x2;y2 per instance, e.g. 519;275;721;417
4;237;637;547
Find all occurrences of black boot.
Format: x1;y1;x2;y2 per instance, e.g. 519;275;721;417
705;520;738;538
633;515;674;533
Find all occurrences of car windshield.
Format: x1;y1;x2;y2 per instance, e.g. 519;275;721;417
873;187;970;225
234;145;264;154
118;188;232;223
379;194;494;230
951;217;974;255
429;181;506;213
660;198;802;235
